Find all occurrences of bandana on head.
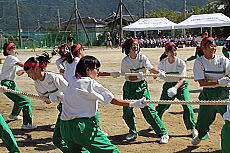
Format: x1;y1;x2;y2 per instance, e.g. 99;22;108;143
6;43;15;52
24;62;47;70
129;38;138;44
201;37;214;47
165;42;176;51
72;44;81;54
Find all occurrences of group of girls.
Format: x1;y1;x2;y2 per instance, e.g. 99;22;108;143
0;36;230;152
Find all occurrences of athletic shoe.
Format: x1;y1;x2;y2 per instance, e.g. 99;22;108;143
21;124;37;130
191;128;198;138
8;114;23;120
102;131;108;137
191;136;201;145
125;133;138;141
160;134;169;144
148;125;153;130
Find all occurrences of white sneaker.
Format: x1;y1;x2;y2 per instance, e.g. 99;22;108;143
21;124;37;130
191;128;198;138
8;114;23;120
101;131;108;137
148;125;153;130
125;133;138;141
191;136;201;145
160;134;169;144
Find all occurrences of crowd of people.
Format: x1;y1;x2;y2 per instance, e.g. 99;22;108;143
0;34;230;152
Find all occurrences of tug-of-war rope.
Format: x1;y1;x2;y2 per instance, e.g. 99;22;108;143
122;73;194;79
0;85;229;105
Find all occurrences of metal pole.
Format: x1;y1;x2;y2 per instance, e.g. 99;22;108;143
15;0;22;48
120;0;123;43
57;8;61;29
74;0;78;42
183;0;187;36
142;0;145;18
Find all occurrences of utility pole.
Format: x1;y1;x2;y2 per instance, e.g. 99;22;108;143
74;0;78;42
57;8;61;29
15;0;22;48
142;0;145;18
184;0;187;19
183;0;187;36
120;0;123;42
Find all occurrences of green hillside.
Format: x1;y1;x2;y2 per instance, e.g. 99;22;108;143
0;0;207;32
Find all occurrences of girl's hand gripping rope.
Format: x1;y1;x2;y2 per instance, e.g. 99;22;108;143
130;97;147;108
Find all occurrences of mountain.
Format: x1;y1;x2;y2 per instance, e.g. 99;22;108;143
0;0;208;32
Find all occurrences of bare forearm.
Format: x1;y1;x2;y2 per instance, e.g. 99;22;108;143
197;79;218;87
110;98;130;106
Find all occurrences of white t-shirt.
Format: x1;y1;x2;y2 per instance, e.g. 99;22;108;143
61;77;114;120
121;53;154;82
64;57;80;82
193;55;230;87
56;58;66;71
158;57;186;82
0;55;21;81
35;72;68;102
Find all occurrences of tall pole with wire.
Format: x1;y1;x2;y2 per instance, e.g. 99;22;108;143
183;0;187;36
120;0;123;41
74;0;78;42
142;0;145;18
15;0;22;48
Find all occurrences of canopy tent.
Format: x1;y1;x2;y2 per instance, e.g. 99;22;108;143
122;17;177;31
227;36;230;40
175;13;230;29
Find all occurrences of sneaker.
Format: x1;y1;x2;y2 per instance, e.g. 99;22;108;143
21;124;37;130
125;133;138;141
148;125;153;130
191;128;198;138
191;136;201;145
160;134;169;144
8;114;23;120
101;131;108;137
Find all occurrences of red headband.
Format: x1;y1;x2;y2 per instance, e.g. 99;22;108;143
24;62;47;69
165;42;176;50
129;38;138;43
201;37;214;47
72;44;81;53
6;43;15;52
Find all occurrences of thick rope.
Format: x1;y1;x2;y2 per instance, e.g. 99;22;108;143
139;100;229;105
0;86;228;105
122;73;194;79
0;86;49;101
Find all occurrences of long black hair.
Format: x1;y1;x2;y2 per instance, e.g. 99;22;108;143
58;43;69;58
3;42;16;56
122;38;140;55
159;42;177;61
65;44;83;63
75;55;100;78
24;52;51;71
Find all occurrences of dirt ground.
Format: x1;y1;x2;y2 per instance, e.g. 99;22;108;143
0;46;226;153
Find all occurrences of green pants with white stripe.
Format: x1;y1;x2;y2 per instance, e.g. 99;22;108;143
196;87;228;139
60;117;120;153
0;114;20;153
1;80;33;125
221;120;230;153
155;81;196;130
123;80;167;136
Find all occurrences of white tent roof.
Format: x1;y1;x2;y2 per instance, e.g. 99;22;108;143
175;13;230;29
122;17;177;31
227;36;230;40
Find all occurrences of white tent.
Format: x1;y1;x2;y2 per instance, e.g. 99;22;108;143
175;13;230;29
227;36;230;40
122;17;177;31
